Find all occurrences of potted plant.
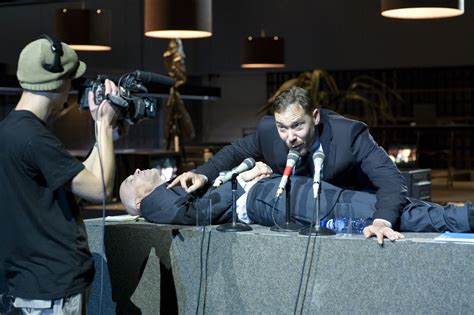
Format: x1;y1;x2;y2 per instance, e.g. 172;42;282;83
259;69;401;126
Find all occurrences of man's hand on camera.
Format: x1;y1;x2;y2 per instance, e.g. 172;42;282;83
88;79;120;125
167;171;207;193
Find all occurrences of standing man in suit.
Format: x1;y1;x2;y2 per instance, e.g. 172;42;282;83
168;86;406;244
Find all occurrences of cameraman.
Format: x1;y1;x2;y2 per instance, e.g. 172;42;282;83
0;36;118;314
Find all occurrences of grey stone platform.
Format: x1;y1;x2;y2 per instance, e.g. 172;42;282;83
85;219;180;314
86;219;474;314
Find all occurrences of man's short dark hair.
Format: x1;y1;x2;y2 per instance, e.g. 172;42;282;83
272;86;315;115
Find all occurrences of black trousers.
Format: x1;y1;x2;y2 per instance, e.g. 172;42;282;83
246;175;474;232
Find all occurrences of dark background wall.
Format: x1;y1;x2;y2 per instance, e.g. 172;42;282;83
0;0;473;143
1;1;473;73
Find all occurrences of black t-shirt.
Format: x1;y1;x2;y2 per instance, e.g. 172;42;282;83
0;110;94;300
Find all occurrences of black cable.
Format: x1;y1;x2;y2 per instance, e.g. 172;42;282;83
294;195;319;315
195;218;206;315
271;196;279;225
196;186;215;315
271;196;289;231
293;224;314;314
296;187;346;313
93;104;107;315
202;224;212;314
299;230;319;315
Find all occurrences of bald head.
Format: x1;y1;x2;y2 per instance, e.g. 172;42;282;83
119;168;163;215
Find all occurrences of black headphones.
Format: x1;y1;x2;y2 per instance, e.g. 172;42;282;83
40;34;64;73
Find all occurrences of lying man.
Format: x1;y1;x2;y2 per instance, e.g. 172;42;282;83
119;162;273;224
119;164;474;235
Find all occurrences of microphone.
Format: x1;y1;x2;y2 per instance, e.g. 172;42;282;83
312;151;325;198
275;150;300;198
133;70;176;87
213;158;256;187
299;150;334;236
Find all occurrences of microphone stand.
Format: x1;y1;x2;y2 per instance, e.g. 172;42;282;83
217;173;252;232
271;178;301;232
299;181;335;236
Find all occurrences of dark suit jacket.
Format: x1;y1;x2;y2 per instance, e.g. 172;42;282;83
140;181;243;225
140;176;472;233
195;109;407;226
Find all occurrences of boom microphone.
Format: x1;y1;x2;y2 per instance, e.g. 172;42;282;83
275;150;300;198
133;70;176;87
312;151;325;198
213;158;256;187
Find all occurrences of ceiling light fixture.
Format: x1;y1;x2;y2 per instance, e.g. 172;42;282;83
381;0;464;19
144;0;212;39
241;32;285;69
55;8;112;51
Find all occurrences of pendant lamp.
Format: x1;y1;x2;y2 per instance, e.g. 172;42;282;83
381;0;464;19
55;8;112;51
144;0;212;39
241;34;285;69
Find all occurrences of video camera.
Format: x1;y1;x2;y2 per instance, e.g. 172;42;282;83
76;70;175;124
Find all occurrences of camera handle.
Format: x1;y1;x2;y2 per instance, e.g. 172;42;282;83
106;94;128;108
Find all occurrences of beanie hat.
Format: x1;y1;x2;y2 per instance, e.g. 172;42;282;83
16;38;86;91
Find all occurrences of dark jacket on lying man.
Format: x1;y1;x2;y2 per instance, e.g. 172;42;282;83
140;175;474;233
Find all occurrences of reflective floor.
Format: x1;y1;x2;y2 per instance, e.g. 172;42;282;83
431;170;474;205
